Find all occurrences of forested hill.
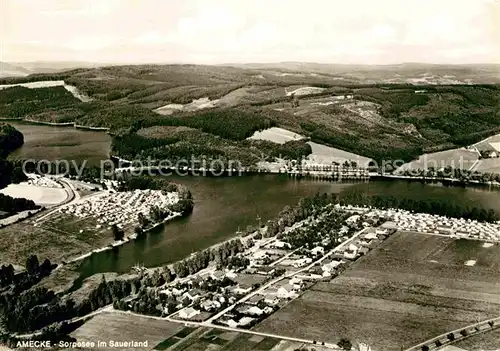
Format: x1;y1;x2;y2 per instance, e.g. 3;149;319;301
0;64;499;163
0;124;27;189
0;124;24;158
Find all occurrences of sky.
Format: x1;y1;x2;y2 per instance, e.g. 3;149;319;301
1;0;499;64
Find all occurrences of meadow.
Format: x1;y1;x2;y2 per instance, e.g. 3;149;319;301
254;231;500;350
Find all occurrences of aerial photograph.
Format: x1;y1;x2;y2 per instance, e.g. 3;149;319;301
0;0;499;350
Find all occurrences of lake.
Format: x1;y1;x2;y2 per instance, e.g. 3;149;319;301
7;123;500;280
8;122;111;166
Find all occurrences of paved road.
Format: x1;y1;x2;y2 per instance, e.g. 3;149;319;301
111;309;341;349
405;316;500;351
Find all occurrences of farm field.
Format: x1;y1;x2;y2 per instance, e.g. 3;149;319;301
397;148;479;172
254;231;500;350
472;158;500;174
247;126;373;166
247;127;305;144
168;327;307;351
452;328;500;350
306;141;372;167
71;312;185;350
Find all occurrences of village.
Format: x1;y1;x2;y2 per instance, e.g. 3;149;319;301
110;202;500;338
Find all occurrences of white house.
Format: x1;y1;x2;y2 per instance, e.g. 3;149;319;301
225;319;239;328
245;306;264;316
277;286;298;299
346;215;360;225
232;285;253;295
238;317;255;327
179;307;200;319
311;246;325;256
271;240;291;249
225;270;237;279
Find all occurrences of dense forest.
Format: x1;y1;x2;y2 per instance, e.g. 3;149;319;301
0;124;23;158
0;125;27;189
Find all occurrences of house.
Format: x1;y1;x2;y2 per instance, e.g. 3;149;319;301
263;306;274;314
346;215;360;225
238;316;255;327
271;240;291;249
225;319;239;328
277;286;297;299
311;246;325;256
225;270;237;279
253;250;269;260
172;287;185;296
264;296;281;306
244;306;264;316
363;232;378;240
179;307;200;319
201;300;216;311
322;260;342;272
210;271;225;280
256;266;276;276
246;294;265;306
183;289;203;301
375;228;388;235
231;284;253;295
292;257;312;268
289;277;303;286
343;244;358;259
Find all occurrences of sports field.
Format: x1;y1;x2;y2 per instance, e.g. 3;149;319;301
255;232;500;350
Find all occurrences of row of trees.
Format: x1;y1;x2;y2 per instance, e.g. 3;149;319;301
0;193;39;215
339;189;499;222
172;239;246;278
265;192;338;238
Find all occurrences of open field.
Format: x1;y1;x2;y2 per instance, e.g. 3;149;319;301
472;158;500;174
452;328;500;350
0;213;114;265
0;183;68;206
71;312;185;350
254;231;500;350
397;148;479;171
247;126;373;166
248;127;306;144
168;327;304;351
306;141;372;167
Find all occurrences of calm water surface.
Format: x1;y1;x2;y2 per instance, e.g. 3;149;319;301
8;123;500;279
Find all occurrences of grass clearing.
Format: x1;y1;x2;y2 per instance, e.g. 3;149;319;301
255;231;500;351
397;148;479;171
0;213;115;266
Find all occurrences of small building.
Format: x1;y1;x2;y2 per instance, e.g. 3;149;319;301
183;289;203;301
264;296;281;306
271;240;291;249
238;316;255;327
310;246;325;256
246;294;265;306
179;307;200;319
210;271;225;280
244;306;264;316
256;266;276;276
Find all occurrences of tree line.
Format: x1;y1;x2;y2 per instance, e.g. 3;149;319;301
339;189;499;222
